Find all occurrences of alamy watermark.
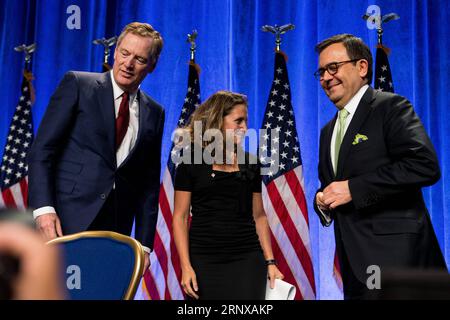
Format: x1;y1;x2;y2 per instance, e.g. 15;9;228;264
66;5;81;30
66;265;81;290
365;5;381;30
366;265;381;290
170;122;282;176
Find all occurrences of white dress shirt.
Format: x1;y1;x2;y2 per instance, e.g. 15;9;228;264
111;71;140;168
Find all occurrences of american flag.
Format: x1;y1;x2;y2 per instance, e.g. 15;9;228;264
142;62;200;300
0;71;34;209
374;45;394;93
259;52;316;299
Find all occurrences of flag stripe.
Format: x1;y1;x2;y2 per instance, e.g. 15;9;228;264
20;178;28;206
10;181;25;210
285;169;308;223
269;230;304;300
1;188;17;208
158;187;184;299
160;174;183;287
279;170;315;277
265;181;315;289
263;184;316;299
274;169;312;257
144;270;160;300
151;231;171;299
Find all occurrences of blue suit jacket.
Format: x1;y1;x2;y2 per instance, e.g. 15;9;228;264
28;71;165;248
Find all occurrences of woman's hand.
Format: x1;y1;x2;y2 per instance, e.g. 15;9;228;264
181;266;199;299
267;265;284;289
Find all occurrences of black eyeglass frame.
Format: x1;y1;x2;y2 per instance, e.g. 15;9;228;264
314;59;362;80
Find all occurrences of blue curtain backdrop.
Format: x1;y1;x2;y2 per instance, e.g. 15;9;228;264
1;0;448;299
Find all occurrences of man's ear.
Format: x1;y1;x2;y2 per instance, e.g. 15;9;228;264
359;59;369;78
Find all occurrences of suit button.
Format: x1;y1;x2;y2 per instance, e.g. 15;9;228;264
100;193;106;200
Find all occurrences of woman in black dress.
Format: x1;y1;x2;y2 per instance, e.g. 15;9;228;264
173;91;283;300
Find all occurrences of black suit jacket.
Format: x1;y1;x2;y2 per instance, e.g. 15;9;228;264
28;71;165;248
314;87;447;283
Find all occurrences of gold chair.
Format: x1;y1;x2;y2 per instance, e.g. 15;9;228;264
47;231;145;300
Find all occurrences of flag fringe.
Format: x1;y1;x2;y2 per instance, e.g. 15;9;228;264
276;50;289;62
189;61;201;75
376;44;391;55
24;70;36;104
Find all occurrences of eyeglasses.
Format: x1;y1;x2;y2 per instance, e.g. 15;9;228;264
314;59;362;80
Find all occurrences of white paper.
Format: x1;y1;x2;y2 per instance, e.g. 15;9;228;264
265;279;296;300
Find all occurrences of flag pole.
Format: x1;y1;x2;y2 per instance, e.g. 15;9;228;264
14;43;36;103
187;29;200;74
363;8;398;93
14;43;36;72
261;24;295;52
187;29;198;62
93;36;117;71
362;11;399;46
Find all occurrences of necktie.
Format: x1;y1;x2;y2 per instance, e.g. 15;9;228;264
115;92;129;151
334;108;349;172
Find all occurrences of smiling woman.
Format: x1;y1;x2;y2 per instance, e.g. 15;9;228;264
172;90;284;300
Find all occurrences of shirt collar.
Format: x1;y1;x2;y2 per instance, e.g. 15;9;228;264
342;84;369;115
110;70;139;101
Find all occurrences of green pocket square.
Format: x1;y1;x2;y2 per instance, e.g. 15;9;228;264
352;133;368;145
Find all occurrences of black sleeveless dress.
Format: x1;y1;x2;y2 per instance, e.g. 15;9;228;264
174;155;266;300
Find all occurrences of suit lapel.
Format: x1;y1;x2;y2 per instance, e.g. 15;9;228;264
95;72;116;168
324;115;337;180
335;87;377;178
135;91;149;151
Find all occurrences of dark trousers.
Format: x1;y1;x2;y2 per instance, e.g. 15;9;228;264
339;243;370;300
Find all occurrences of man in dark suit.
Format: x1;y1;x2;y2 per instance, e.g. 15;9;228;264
313;34;447;299
28;22;165;270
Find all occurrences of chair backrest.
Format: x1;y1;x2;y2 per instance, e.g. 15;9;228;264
47;231;145;300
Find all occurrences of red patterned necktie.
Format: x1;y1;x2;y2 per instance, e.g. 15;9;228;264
115;91;129;150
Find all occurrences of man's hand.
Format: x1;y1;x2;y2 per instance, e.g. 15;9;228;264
143;252;150;273
36;213;63;241
316;192;330;211
322;180;352;209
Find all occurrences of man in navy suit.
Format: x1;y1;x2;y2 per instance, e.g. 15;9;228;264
313;34;447;299
28;22;165;270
